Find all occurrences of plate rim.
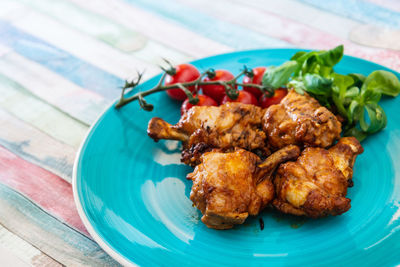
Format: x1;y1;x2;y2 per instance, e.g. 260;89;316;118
72;47;400;266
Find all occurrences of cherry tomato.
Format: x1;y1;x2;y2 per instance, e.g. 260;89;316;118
220;90;259;106
260;88;288;108
181;94;218;115
201;70;236;103
165;64;200;101
242;67;266;98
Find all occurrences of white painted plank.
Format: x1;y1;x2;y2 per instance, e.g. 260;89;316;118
3;6;158;80
0;245;30;267
233;0;361;40
66;0;232;57
0;224;62;267
0;74;88;148
0;52;108;125
0;109;76;181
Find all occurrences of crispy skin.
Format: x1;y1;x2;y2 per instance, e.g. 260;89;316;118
263;90;342;149
187;146;300;229
148;103;268;166
273;137;363;218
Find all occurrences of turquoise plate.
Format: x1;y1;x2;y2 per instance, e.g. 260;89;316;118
73;49;400;266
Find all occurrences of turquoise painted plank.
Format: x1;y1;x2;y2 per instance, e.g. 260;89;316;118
298;0;400;28
0;20;123;99
123;0;292;49
0;182;119;266
0;109;75;181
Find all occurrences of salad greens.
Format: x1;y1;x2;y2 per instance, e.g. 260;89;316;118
262;45;400;141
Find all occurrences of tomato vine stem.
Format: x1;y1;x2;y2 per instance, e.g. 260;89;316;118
115;68;273;110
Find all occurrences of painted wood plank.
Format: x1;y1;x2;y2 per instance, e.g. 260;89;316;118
9;0;192;65
0;145;86;235
234;0;361;40
2;5;160;79
16;0;147;53
0;183;119;266
0;1;25;19
298;0;400;28
367;0;400;12
0;74;88;148
0;109;75;181
67;0;232;57
177;0;400;71
0;224;62;266
0;20;123;99
0;245;30;267
123;0;292;50
350;24;400;51
0;52;108;125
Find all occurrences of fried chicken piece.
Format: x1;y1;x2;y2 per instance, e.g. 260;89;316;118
273;137;363;218
187;146;300;229
148;102;268;166
263;90;342;150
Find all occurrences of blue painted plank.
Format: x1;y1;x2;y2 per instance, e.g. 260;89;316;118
123;0;292;49
0;20;123;99
298;0;400;28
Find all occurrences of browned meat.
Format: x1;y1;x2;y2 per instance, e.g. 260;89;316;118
263;90;342;150
273;137;363;218
187;146;300;229
148;102;269;166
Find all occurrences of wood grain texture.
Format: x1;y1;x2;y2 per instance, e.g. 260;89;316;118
298;0;400;28
0;52;108;125
4;5;160;79
12;0;193;65
0;109;75;181
0;74;88;148
123;0;292;49
0;224;62;266
68;0;232;57
0;20;123;99
0;183;119;266
16;0;147;53
178;0;400;71
367;0;400;12
0;145;86;234
235;0;360;39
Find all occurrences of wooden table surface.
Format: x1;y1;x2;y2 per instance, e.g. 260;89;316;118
0;0;399;266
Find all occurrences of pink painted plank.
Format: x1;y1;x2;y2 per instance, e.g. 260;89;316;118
0;145;87;236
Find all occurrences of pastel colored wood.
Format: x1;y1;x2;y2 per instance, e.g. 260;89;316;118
0;224;62;266
16;0;147;53
68;0;232;57
177;0;400;71
0;145;86;234
0;74;88;148
5;8;160;79
298;0;400;28
0;20;123;99
350;25;400;51
0;246;29;267
0;1;25;17
123;0;291;49
367;0;400;12
8;0;192;65
0;109;75;181
235;0;361;40
0;52;109;125
0;183;119;266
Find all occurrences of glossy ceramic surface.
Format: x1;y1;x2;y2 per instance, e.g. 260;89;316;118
73;49;400;266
